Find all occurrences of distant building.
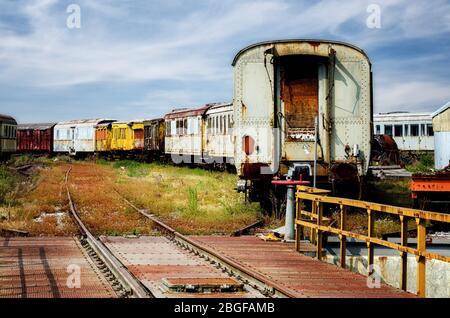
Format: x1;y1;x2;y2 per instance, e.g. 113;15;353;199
432;101;450;169
373;112;434;152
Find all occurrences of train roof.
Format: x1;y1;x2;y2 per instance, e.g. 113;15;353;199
164;103;221;120
374;112;432;122
207;102;232;110
55;119;115;127
432;101;450;118
0;114;17;125
232;39;370;66
112;120;144;125
18;123;56;130
143;118;164;123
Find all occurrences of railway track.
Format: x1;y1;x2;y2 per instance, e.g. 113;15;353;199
64;165;294;298
64;167;151;298
113;190;295;298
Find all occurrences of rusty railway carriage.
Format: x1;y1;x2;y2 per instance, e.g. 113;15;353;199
54;119;115;156
0;114;17;160
143;118;165;160
204;102;235;169
17;123;56;153
164;104;210;163
95;121;115;152
232;39;373;202
110;121;145;152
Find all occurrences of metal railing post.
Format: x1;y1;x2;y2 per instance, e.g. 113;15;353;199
316;201;323;260
295;193;302;252
400;215;408;291
367;209;374;275
339;204;347;268
416;217;426;297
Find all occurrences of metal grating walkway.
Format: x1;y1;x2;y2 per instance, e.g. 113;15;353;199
0;237;116;298
191;236;418;298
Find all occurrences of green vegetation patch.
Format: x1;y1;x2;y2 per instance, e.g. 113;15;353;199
0;166;20;205
113;160;149;177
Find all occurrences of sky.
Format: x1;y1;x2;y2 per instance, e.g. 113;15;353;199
0;0;449;123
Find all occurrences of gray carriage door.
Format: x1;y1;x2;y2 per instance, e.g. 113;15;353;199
70;126;76;153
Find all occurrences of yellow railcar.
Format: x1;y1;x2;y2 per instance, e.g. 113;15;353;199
110;121;144;152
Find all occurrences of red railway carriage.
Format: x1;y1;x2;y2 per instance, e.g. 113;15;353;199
17;123;56;153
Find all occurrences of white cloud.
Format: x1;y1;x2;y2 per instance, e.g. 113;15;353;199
0;0;448;116
375;81;450;113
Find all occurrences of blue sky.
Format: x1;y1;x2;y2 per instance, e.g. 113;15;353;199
0;0;449;123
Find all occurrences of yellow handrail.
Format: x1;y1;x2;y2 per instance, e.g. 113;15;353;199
295;186;450;298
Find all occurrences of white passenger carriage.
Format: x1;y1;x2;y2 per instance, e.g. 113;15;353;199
373;112;434;152
54;119;115;155
164;105;208;163
204;102;234;165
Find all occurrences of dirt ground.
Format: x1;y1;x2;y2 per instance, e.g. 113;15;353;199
0;160;261;236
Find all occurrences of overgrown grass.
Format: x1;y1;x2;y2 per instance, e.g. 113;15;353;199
114;161;262;234
0;166;19;205
0;163;78;236
113;160;149;177
405;153;434;174
365;178;413;208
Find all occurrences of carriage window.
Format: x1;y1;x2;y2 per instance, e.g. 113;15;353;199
410;124;419;137
384;125;393;136
223;116;227;134
228;115;232;129
166;121;171;137
223;116;226;135
194;118;199;135
421;124;426;136
404;125;409;136
184;119;188;135
394;125;403;137
427;124;434;136
375;125;380;134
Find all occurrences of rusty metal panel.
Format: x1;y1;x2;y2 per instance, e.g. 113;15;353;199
0;237;116;298
102;236;259;298
17;124;55;153
132;123;144;150
143;119;165;152
281;57;318;131
192;236;417;298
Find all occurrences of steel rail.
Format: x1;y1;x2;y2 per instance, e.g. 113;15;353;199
64;167;151;298
114;189;299;298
